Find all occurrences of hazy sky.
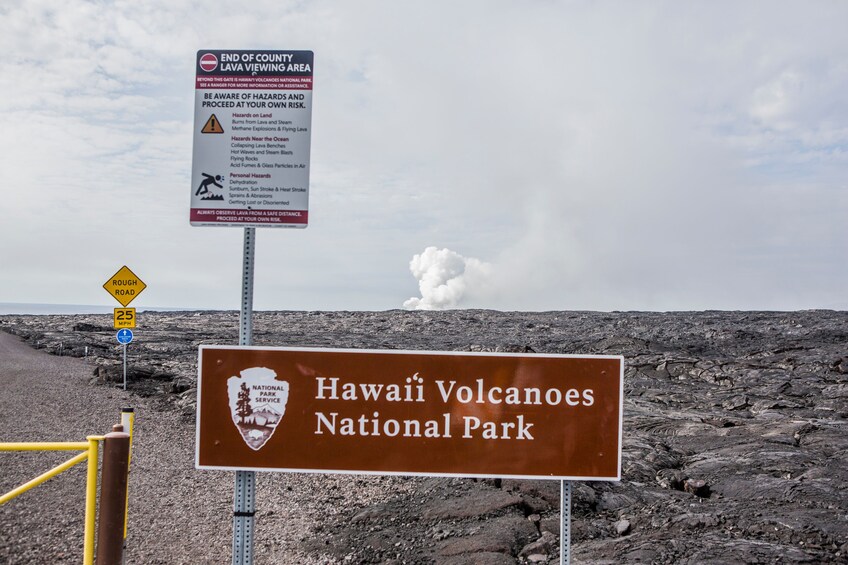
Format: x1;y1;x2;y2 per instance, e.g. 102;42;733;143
1;1;846;311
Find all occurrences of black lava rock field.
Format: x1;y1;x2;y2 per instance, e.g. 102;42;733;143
1;309;846;564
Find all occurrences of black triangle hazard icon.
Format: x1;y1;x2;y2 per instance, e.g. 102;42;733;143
202;114;225;134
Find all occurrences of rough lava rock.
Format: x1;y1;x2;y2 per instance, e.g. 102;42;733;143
1;309;847;563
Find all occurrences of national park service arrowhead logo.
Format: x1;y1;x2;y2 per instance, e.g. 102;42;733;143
227;367;289;451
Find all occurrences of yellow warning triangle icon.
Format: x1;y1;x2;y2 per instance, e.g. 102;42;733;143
201;114;225;134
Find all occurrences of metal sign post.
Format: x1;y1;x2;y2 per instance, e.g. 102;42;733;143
105;267;143;392
122;344;127;391
190;48;315;565
561;480;572;564
188;48;312;565
116;329;133;391
233;227;256;565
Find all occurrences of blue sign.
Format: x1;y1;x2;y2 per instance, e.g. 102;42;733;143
116;329;134;344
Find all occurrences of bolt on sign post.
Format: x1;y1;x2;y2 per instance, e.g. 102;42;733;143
190;49;315;565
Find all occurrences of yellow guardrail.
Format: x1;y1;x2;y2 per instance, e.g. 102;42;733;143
0;409;135;565
0;437;102;564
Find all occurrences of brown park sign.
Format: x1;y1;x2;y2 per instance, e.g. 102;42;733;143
195;346;623;481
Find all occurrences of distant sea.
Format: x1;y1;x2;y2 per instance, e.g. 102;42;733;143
0;303;191;315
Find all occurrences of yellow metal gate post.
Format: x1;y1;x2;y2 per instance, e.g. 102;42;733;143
84;435;101;565
120;408;135;544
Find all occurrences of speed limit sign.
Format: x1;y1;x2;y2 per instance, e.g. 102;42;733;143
114;308;136;329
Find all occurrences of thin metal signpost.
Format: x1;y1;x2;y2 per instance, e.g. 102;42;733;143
122;343;127;391
233;227;256;565
116;329;133;391
561;480;572;564
190;48;314;565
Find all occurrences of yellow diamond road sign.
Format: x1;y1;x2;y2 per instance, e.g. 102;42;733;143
103;266;146;307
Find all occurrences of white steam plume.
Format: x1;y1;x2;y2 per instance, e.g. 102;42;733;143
403;247;492;310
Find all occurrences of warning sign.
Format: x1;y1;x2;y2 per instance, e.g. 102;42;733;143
190;49;314;228
201;114;225;134
103;266;147;307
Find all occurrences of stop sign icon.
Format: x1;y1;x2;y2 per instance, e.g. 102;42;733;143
199;53;218;72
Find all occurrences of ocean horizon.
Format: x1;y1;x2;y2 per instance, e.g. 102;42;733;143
0;303;198;315
2;303;843;316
